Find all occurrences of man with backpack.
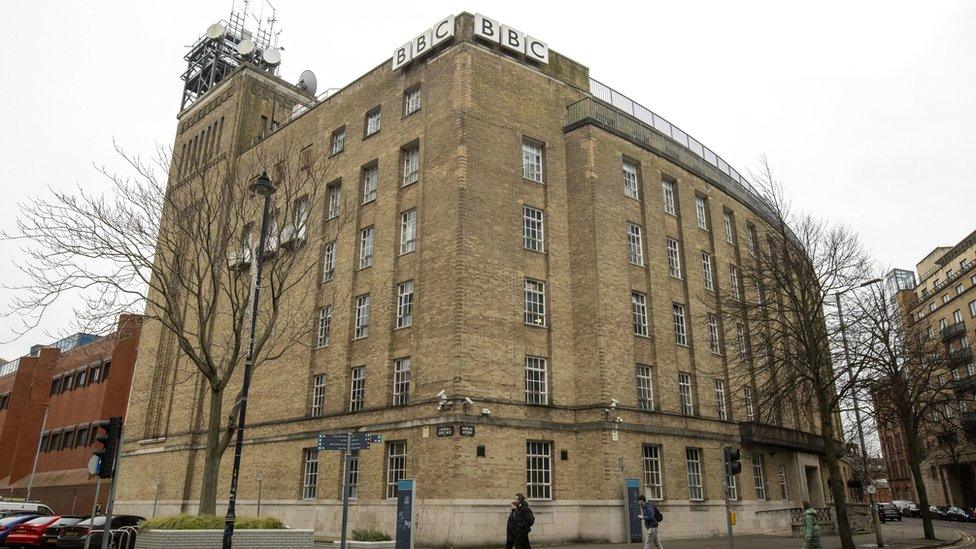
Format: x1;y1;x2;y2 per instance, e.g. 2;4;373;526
506;493;535;549
637;494;664;549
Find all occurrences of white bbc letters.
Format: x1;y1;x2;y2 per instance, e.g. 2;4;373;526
499;25;525;54
392;42;412;71
391;14;456;70
413;28;433;58
432;15;455;46
526;36;549;64
474;14;500;43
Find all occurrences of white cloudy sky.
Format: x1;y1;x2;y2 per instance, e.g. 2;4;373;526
1;1;973;359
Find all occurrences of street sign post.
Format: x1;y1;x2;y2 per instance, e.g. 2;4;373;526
318;432;382;549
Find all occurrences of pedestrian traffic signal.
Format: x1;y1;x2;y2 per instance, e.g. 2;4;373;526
93;416;123;479
725;447;742;475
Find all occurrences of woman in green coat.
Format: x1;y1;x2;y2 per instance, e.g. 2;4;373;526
801;500;823;549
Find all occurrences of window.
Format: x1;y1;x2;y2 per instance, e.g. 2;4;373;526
344;450;360;499
745;387;756;421
39;433;49;453
522;141;543;182
524;279;547;326
736;323;747;358
89;365;100;384
316;306;332;348
969;300;976;318
702;252;714;291
623;161;640;200
753;454;767;500
727;462;739;501
397;281;414;329
779;465;790;500
50;376;61;395
386;441;407;498
636;364;654;411
526;441;552;500
359;227;374;269
310;374;326;417
402;146;420;186
729;264;741;299
695;196;709;230
666;238;682;278
708;314;722;355
63;429;74;449
957;284;965;295
929;303;936;313
628;223;645;266
678;372;694;415
301;448;319;499
327;183;342;220
330;127;346;155
322;241;336;282
673;303;688;346
49;432;61;452
686;448;704;501
632;292;649;337
63;374;74;392
723;212;734;243
747;225;758;256
525;356;549;405
102;361;110;381
400;209;417;255
393;358;411;406
349;367;365;412
404;86;421;116
954;310;964;324
642;445;663;500
75;370;86;388
715;379;728;420
943;294;950;304
77;426;89;447
661;180;676;215
523;206;545;252
365;106;381;136
354;295;370;339
362;165;378;204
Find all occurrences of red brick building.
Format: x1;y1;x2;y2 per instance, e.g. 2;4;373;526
0;315;142;514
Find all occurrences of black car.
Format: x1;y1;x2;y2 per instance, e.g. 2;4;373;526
876;502;902;522
946;506;975;522
56;515;145;549
929;505;950;520
901;503;922;518
39;515;86;546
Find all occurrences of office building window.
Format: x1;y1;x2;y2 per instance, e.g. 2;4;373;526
702;252;714;291
661;180;676;215
404;86;421;115
686;448;704;501
359;227;374;269
402;146;420;186
623;161;640;200
362;165;378;204
328;183;342;219
956;284;965;295
316;306;332;348
708;314;722;355
322;241;336;282
632;292;649;337
736;323;747;358
954;310;964;324
745;387;756;421
715;379;728;420
330;127;345;155
724;212;734;243
522;141;543;183
301;448;319;499
747;225;758;256
386;441;407;498
365;107;381;136
344;449;360;499
349;367;365;412
642;445;663;500
779;465;789;500
397;281;414;329
354;294;370;339
673;303;688;346
311;374;326;417
637;364;654;410
727;463;739;501
400;209;417;254
695;196;709;230
393;358;411;406
525;356;549;405
524;279;547;326
753;454;767;500
628;223;645;266
523;206;545;252
50;376;61;395
729;264;741;299
667;238;682;278
678;372;694;415
969;300;976;318
526;441;552;500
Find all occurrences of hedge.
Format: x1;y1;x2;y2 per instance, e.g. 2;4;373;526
140;514;284;531
352;528;392;541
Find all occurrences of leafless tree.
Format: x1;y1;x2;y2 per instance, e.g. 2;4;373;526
720;158;872;549
3;137;352;514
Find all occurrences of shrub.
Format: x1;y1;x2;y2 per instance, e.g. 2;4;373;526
352;528;392;541
140;514;284;531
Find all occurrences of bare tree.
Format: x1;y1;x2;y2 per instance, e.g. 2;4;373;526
721;158;871;549
4;138;351;514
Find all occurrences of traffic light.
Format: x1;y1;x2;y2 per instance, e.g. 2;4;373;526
93;416;123;479
725;447;742;475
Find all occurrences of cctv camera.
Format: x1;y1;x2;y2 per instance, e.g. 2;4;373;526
610;398;620;409
615;416;623;423
464;397;474;406
481;408;492;416
436;390;447;400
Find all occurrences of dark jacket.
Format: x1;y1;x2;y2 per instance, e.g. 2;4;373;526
507;503;535;539
640;502;659;529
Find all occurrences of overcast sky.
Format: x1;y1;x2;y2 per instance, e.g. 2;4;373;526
1;1;973;359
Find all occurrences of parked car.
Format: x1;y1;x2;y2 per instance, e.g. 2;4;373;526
901;502;922;518
930;505;950;520
0;514;41;545
56;515;145;549
0;502;54;519
6;515;84;548
946;506;975;522
876;502;903;522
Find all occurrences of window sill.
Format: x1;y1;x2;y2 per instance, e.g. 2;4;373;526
329;149;344;158
523;247;546;254
399;248;416;257
523;177;545;185
358;264;372;271
524;321;549;329
634;333;651;339
362;198;376;206
402;108;421;119
315;344;330;350
352;335;368;341
363;130;380;141
630;261;646;267
394;324;412;331
402;179;418;189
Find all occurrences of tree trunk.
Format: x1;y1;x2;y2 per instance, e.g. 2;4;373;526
198;387;225;515
906;439;936;540
821;410;856;549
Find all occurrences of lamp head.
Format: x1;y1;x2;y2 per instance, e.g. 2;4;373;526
250;171;275;197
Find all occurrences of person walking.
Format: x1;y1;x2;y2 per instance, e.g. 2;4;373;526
637;495;664;549
505;493;535;549
801;500;823;549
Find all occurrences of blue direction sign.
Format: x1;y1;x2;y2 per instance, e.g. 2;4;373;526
625;478;642;542
318;433;382;451
395;479;415;549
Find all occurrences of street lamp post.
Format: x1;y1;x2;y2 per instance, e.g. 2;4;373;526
223;172;275;549
835;277;885;548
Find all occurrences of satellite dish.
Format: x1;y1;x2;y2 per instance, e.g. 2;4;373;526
298;70;317;96
236;39;256;56
262;48;282;65
205;23;225;40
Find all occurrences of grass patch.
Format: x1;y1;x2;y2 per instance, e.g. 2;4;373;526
140;514;284;531
352;528;392;541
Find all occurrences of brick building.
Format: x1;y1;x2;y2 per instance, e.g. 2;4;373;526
0;315;142;514
117;13;845;544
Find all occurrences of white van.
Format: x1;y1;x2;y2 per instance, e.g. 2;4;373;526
0;500;55;517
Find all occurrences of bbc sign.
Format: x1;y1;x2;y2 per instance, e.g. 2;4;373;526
392;14;549;71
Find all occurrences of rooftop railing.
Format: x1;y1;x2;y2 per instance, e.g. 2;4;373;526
0;358;20;378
